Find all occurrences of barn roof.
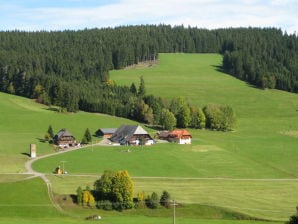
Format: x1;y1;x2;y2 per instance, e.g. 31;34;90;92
54;129;74;139
169;129;192;138
99;128;117;134
110;125;149;143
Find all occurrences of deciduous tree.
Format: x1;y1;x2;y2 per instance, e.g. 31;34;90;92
94;170;134;210
160;108;176;130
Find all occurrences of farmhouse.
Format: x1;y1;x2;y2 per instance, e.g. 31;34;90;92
110;125;154;145
158;129;192;144
53;129;76;147
168;129;192;144
95;128;117;138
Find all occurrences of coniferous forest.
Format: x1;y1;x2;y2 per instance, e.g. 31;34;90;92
0;25;297;127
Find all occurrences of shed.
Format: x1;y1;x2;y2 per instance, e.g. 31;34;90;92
95;128;117;138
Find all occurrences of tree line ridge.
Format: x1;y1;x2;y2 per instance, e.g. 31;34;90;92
0;25;296;125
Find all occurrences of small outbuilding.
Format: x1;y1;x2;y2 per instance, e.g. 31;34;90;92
95;128;117;138
30;144;36;158
110;125;154;146
53;129;76;147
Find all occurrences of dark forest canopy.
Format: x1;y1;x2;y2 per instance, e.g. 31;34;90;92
0;25;297;126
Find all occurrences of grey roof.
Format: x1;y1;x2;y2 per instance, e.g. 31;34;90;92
99;128;117;134
110;125;149;143
54;129;74;139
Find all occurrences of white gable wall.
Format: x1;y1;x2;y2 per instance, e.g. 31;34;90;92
179;138;191;144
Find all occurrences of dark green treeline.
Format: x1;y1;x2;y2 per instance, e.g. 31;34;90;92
0;25;297;117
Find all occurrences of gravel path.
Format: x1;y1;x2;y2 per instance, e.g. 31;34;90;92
23;144;95;213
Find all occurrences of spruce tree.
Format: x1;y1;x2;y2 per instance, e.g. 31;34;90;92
138;76;146;97
160;190;171;208
82;128;92;143
47;125;54;139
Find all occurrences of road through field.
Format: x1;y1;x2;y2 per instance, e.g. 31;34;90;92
21;143;298;221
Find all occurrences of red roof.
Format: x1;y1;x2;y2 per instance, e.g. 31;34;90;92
169;129;192;138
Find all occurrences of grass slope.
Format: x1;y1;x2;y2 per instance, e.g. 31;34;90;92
0;178;62;219
110;53;298;177
0;53;297;222
0;92;137;173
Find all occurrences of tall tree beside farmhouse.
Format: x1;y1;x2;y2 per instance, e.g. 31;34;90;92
81;128;92;144
47;125;54;139
133;98;154;124
176;105;191;128
160;108;176;130
144;95;164;125
190;107;206;129
169;97;191;127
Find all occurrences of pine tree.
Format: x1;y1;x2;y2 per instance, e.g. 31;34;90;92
160;191;171;208
47;125;54;139
82;128;92;143
138;76;146;97
130;83;137;94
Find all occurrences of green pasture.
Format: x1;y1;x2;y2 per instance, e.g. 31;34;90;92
0;92;136;173
0;53;298;222
0;217;281;224
46;174;298;221
32;143;296;178
111;53;298;177
0;177;284;224
0;178;62;218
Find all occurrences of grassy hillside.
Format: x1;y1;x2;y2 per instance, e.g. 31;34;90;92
0;177;62;219
0;53;297;223
110;53;298;177
0;92;137;173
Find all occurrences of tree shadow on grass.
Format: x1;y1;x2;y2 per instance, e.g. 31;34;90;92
212;64;225;73
37;138;47;143
145;124;164;131
211;65;263;91
44;107;60;112
21;152;30;157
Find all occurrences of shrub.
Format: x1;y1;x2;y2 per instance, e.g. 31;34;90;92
146;192;159;209
97;200;113;210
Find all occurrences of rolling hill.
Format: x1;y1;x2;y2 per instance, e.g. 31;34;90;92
0;53;297;223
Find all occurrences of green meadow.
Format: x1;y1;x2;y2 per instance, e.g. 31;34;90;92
0;53;297;223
